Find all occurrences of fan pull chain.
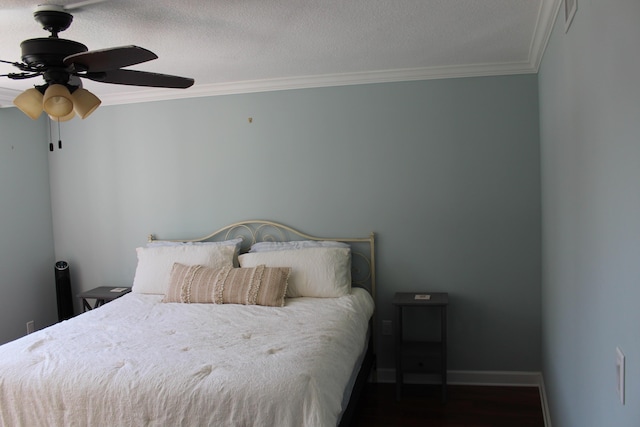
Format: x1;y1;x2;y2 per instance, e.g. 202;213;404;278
48;119;53;152
57;119;62;150
48;118;63;151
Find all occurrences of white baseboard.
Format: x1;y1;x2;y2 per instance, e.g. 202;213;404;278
375;369;552;427
538;375;553;427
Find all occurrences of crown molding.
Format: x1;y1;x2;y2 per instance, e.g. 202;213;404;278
529;0;562;72
92;61;538;107
0;61;538;110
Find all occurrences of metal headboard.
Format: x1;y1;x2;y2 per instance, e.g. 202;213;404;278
148;220;376;297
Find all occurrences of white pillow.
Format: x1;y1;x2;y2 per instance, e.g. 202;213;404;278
147;237;242;250
147;237;243;266
238;247;351;298
132;244;235;294
249;240;349;252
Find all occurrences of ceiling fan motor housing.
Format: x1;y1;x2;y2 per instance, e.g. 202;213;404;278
21;38;88;68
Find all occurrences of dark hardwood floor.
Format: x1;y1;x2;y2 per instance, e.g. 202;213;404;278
350;383;545;427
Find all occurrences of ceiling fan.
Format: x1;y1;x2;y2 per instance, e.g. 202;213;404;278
1;3;194;121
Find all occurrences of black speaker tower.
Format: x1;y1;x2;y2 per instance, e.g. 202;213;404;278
55;261;74;321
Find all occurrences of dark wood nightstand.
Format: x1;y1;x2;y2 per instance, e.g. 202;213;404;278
78;286;132;312
393;292;448;402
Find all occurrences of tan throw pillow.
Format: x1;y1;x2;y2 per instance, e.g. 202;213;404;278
164;263;290;307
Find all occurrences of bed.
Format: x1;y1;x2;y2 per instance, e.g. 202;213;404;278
0;220;376;427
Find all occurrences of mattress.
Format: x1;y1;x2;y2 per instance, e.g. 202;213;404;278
0;288;374;427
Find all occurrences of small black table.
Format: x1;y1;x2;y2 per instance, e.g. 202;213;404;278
78;286;132;312
393;292;448;402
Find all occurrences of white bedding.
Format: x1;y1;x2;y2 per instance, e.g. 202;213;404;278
0;288;374;427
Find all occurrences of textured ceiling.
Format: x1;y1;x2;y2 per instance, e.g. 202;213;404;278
0;0;561;107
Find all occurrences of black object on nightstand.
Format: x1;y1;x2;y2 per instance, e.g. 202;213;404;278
77;286;132;312
393;292;448;402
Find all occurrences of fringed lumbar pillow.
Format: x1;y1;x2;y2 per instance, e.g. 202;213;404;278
164;262;290;307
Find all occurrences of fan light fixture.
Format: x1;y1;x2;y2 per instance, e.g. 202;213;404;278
12;88;44;120
43;84;73;117
71;88;101;119
13;84;101;121
4;5;192;124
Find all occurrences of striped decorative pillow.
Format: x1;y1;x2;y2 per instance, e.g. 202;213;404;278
164;263;290;307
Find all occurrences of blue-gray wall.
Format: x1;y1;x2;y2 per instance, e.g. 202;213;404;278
45;75;541;372
539;0;640;425
0;109;57;343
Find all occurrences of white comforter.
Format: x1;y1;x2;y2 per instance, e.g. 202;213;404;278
0;288;374;427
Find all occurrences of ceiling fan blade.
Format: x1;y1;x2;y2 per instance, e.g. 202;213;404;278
1;59;40;79
64;45;158;72
84;69;194;89
63;0;109;11
4;72;41;80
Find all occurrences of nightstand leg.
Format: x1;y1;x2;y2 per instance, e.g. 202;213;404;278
441;305;447;403
395;306;403;401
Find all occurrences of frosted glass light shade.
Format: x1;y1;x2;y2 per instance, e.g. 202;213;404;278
13;88;44;120
49;109;75;122
72;88;101;119
43;84;73;118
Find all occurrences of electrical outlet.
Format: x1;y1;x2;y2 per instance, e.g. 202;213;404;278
26;320;35;334
616;347;625;405
382;320;393;336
